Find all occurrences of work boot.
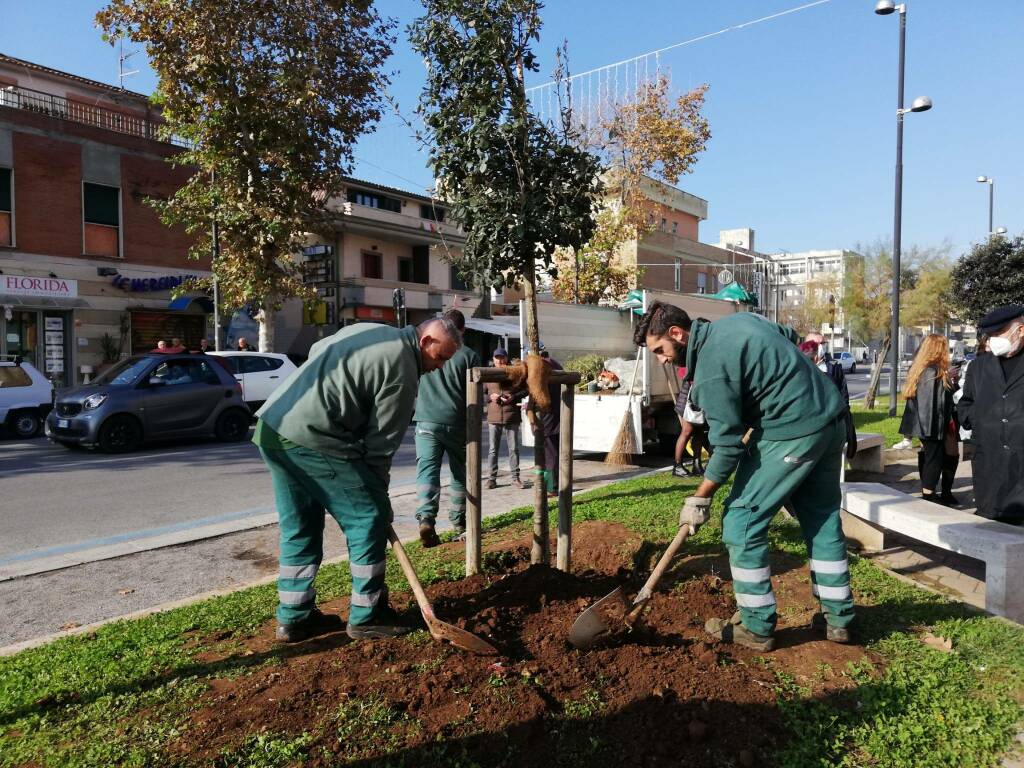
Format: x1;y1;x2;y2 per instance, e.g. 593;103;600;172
705;612;775;652
419;521;441;549
485;478;498;490
275;609;345;644
512;477;526;489
346;605;415;640
811;612;853;644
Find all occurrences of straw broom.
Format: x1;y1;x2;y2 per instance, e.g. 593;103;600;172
605;349;643;466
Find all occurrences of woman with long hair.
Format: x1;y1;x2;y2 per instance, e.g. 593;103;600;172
899;334;959;504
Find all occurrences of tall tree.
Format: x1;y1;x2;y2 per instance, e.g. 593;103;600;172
903;264;954;331
949;235;1024;324
782;273;840;337
97;0;395;351
410;0;602;563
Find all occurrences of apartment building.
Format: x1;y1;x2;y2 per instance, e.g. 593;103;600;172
769;249;863;351
0;53;202;386
0;53;475;378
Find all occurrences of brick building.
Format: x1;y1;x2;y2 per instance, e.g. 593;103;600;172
0;53;206;385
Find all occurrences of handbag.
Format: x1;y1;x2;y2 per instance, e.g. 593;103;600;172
682;400;706;425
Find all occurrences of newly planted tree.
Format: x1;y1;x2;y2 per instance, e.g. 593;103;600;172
410;0;602;562
97;0;395;350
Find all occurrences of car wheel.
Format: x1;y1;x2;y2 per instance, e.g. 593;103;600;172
98;415;143;453
10;410;41;439
216;409;251;442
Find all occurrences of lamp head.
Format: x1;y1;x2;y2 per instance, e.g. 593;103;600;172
910;96;932;113
874;0;897;14
977;175;991;183
994;227;1008;235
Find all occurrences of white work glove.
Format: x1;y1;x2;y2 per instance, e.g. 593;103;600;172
680;496;712;533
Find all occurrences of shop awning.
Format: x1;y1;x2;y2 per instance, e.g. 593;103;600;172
0;294;90;308
711;282;758;305
168;295;215;312
464;316;519;337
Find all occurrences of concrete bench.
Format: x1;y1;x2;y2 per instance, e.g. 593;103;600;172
847;432;885;475
841;482;1024;623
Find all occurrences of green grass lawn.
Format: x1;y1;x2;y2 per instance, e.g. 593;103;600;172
1;473;1021;767
852;395;907;447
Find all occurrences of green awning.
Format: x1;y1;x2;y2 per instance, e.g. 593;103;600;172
711;282;758;305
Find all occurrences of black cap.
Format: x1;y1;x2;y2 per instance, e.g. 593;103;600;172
978;304;1024;334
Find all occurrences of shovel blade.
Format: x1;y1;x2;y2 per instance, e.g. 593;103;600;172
426;617;499;656
568;587;628;649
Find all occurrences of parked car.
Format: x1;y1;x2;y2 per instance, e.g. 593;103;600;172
0;357;54;438
835;351;858;374
208;351;297;411
45;354;251;452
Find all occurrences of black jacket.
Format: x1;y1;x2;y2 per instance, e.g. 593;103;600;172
957;353;1024;520
822;361;849;403
900;367;954;441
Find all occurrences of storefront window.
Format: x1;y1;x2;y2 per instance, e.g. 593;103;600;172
129;310;206;354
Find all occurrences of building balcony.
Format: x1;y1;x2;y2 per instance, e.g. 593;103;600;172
339;277;474;311
0;84;183;146
325;197;465;246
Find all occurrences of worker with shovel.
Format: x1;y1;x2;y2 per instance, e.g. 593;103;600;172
253;317;462;643
634;301;855;651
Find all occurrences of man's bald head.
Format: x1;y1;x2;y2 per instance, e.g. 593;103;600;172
417;316;462;372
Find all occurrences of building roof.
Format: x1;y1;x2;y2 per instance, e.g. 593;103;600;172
341;175;440;206
0;52;151;104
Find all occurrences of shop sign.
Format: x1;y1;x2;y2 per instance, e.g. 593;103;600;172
111;274;199;292
2;275;78;298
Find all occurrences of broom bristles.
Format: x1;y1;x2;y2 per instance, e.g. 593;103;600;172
605;403;638;466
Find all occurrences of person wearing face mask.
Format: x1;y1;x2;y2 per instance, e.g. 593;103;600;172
253;317;463;643
634;302;853;651
957;304;1024;524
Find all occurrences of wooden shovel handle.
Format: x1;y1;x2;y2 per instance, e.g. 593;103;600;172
387;525;435;619
638;524;692;599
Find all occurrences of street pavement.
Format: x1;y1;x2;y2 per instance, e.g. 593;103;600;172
0;427;533;565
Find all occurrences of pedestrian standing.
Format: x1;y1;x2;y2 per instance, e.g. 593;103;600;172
954;336;987;446
167;337;186;353
413;310;480;548
484;348;527;490
957;305;1024;524
237;337;255;352
195;338;211;354
636;302;853;651
899;334;959;505
538;344;562;496
253;317;462;643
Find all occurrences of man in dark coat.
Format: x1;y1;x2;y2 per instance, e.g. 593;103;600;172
957;304;1024;524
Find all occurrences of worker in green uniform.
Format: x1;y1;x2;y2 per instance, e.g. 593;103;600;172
254;317;462;643
635;302;855;651
414;309;480;548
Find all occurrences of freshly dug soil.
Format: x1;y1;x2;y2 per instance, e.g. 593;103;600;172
175;521;872;767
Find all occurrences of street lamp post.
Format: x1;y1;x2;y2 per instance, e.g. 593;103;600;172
977;175;994;236
875;0;932;416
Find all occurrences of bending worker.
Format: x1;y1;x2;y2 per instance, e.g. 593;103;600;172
634;301;854;651
253;317;462;643
414;309;480;548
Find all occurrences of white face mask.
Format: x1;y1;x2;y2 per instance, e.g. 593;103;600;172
989;325;1023;357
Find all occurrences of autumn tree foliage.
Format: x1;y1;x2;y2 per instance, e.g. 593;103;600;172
97;0;395;350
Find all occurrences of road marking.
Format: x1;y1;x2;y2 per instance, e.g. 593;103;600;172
1;444;259;476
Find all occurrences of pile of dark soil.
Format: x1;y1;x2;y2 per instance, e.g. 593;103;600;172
176;522;871;767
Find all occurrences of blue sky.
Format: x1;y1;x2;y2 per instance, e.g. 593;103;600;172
3;0;1021;256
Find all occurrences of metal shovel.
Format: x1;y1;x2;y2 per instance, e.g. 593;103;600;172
569;523;693;650
387;525;498;656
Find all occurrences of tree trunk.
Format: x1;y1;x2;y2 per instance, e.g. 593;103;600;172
258;302;276;353
522;261;549;566
863;335;890;410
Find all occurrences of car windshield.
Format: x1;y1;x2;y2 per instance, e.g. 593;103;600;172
92;357;154;386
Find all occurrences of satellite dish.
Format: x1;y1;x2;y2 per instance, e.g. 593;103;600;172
718;269;734;285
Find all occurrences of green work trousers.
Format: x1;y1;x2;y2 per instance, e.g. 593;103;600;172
260;445;391;628
414;421;466;528
721;416;855;637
